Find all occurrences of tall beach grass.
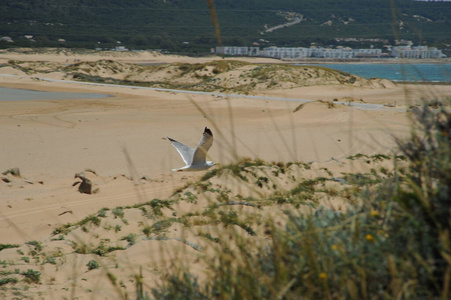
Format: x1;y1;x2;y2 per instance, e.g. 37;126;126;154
148;99;451;300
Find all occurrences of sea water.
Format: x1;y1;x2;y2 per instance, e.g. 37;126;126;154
310;63;451;83
0;87;111;101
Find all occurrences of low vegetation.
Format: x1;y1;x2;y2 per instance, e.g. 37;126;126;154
3;59;393;94
0;244;19;251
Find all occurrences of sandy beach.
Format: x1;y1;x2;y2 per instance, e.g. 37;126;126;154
1;49;450;299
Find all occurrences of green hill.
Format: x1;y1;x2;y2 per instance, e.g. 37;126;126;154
1;0;450;53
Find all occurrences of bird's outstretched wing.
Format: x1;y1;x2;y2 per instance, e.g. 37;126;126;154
192;127;214;165
167;137;195;166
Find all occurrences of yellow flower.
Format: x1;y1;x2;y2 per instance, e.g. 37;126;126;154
369;209;379;217
366;234;375;242
319;273;328;280
331;245;338;250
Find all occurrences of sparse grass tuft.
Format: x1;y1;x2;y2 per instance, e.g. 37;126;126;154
0;244;20;251
121;234;138;246
112;207;125;219
0;277;18;286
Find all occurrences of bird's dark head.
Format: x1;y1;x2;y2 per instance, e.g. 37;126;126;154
204;127;213;137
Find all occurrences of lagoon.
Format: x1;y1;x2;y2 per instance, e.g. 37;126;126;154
0;87;111;101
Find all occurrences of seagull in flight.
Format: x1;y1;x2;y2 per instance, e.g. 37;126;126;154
167;127;215;172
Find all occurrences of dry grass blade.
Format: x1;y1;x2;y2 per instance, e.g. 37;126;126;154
206;0;222;46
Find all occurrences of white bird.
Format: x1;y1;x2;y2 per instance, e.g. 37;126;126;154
167;127;215;172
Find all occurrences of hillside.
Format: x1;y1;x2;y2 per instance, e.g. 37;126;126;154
1;0;450;53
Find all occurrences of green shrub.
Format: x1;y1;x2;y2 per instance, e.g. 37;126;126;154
0;277;18;286
21;269;41;283
87;260;100;270
0;244;20;251
79;215;101;227
112;207;125;219
121;234;138;246
25;241;42;252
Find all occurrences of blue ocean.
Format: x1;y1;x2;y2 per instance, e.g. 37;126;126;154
308;63;451;83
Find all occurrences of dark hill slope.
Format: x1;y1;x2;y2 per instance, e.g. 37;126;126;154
1;0;450;52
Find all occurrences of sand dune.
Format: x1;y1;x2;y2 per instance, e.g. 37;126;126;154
1;49;450;299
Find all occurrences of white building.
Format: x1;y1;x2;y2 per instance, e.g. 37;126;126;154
390;46;446;58
216;46;382;59
0;36;13;43
259;47;313;58
114;46;129;51
216;46;251;56
217;45;445;59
